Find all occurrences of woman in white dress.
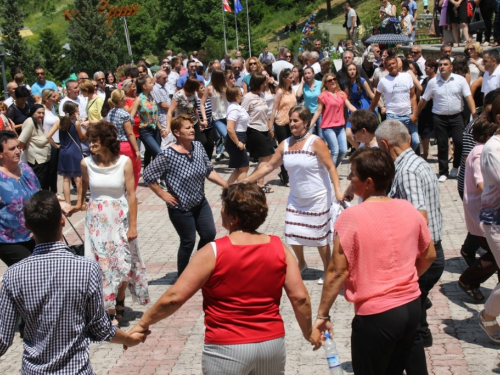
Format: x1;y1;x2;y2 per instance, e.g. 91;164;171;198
244;105;344;284
75;121;149;324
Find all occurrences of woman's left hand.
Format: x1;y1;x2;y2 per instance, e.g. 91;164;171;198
160;129;169;138
335;191;345;203
310;319;334;351
127;227;138;241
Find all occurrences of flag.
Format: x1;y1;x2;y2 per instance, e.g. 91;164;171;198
234;0;243;14
223;0;232;12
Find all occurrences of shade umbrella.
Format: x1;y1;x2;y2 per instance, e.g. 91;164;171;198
366;34;410;45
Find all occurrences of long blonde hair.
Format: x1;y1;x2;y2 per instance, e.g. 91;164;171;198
108;89;125;109
320;73;341;93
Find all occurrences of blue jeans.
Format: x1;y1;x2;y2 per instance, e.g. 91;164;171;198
322;126;347;168
214;119;227;154
167;198;216;276
386;113;419;151
308;114;322;136
139;126;161;158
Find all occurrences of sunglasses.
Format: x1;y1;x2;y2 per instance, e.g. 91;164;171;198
36;72;46;76
467;48;475;51
286;55;292;58
93;85;98;88
249;62;257;66
326;78;337;83
97;78;106;81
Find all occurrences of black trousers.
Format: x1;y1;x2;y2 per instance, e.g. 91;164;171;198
476;0;496;43
274;124;291;184
0;240;35;267
195;125;215;161
28;160;50;190
433;113;464;176
48;145;60;193
351;297;421;375
460;235;499;288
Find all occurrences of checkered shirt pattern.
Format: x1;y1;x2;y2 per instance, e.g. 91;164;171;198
151;82;171;128
108;107;132;142
142;141;214;211
0;241;117;374
389;148;443;243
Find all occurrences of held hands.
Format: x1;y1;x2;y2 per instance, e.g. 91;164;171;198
237;141;246;150
409;114;418;124
123;323;151;350
310;319;334;351
160;129;170;138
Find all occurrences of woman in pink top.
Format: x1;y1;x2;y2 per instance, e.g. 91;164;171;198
129;183;312;374
311;147;436;375
310;73;357;167
459;116;500;302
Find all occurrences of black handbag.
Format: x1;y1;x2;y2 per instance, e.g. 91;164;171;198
469;8;486;35
63;216;85;256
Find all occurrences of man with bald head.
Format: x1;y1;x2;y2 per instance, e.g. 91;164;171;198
4;82;18;107
336;50;372;90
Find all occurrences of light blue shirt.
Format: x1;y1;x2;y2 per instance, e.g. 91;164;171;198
31;80;58;96
303;80;322;114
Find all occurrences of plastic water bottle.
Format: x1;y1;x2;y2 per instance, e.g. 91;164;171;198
324;332;343;374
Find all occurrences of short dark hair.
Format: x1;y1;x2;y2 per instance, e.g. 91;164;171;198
249;73;266;91
0;130;18;152
24;190;62;241
484;49;500;64
441;42;452;51
14;86;29;99
349;110;379;134
130;67;139;79
171;114;193;134
34;66;44;72
439;56;452;64
472;115;500;143
221;183;268;232
65;79;78;90
349;147;395;191
425;58;438;72
187;59;197;67
86;121;120;156
485;88;500;106
183;77;201;94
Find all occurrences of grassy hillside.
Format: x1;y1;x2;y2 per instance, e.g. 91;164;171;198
23;0;73;44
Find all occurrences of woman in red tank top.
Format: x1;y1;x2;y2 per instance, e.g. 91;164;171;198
129;183;313;374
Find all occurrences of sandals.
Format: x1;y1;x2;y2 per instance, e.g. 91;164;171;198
479;310;500;344
458;281;484;302
261;185;274;194
115;298;125;322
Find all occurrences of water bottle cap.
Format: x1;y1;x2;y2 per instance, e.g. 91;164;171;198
324;332;331;339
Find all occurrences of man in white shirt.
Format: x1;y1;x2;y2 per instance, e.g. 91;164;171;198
4;82;17;108
76;72;89;119
369;55;418;150
411;57;477;181
272;47;294;77
344;2;358;40
59;80;82;116
93;71;106;101
481;50;500;100
258;46;276;63
309;51;321;74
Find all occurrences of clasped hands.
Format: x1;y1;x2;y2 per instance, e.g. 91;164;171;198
308;319;334;351
123;323;152;350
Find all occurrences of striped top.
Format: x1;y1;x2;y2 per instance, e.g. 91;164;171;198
197;97;213;129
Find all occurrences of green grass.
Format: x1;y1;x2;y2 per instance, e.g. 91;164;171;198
22;0;73;45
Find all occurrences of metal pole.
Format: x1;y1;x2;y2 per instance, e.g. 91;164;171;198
245;0;251;56
222;0;227;54
1;58;7;99
122;16;134;65
235;12;239;50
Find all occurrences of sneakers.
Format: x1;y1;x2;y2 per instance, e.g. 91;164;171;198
317;277;324;285
449;167;458;179
438;175;448;182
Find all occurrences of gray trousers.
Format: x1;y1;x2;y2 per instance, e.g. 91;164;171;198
202;336;286;375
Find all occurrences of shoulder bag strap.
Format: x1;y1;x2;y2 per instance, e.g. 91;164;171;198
66;124;84;159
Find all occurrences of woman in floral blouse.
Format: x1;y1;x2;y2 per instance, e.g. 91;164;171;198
166;77;202;138
0;131;40;266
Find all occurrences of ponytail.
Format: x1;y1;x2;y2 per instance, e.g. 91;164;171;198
59;101;79;132
108;97;116;109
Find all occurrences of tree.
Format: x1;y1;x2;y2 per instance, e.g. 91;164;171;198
67;0;125;74
0;0;34;78
38;28;63;80
326;0;332;18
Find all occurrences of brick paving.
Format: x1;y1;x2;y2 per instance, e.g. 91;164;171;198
1;146;499;374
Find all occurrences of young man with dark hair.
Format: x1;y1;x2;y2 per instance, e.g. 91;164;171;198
0;191;149;373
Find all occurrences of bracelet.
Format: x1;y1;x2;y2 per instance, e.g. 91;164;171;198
316;315;331;321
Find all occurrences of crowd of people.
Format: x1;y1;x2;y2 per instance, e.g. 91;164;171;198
1;4;500;372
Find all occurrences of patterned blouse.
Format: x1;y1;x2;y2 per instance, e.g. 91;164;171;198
0;163;40;243
142;141;213;211
173;90;198;125
138;93;160;129
108;108;132;142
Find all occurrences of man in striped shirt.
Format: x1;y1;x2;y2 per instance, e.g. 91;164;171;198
376;119;444;374
0;191;149;374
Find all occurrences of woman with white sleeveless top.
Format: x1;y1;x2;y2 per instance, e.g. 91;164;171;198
244;105;344;284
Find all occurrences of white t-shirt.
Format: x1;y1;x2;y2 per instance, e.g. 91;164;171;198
44;107;60;143
481;65;500;97
226;102;250;133
347;9;357;28
311;62;321;74
376;72;414;116
272;60;294;78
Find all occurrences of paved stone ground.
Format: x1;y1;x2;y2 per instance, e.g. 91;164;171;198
1;145;499;375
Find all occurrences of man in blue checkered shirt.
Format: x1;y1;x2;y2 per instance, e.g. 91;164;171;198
0;191;149;374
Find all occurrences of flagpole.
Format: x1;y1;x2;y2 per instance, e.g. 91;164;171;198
221;0;227;54
235;12;239;51
245;0;251;56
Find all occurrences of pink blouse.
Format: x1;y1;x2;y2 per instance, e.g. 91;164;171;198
318;91;347;128
334;199;431;315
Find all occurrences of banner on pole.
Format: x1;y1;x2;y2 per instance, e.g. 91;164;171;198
234;0;243;14
223;0;232;12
